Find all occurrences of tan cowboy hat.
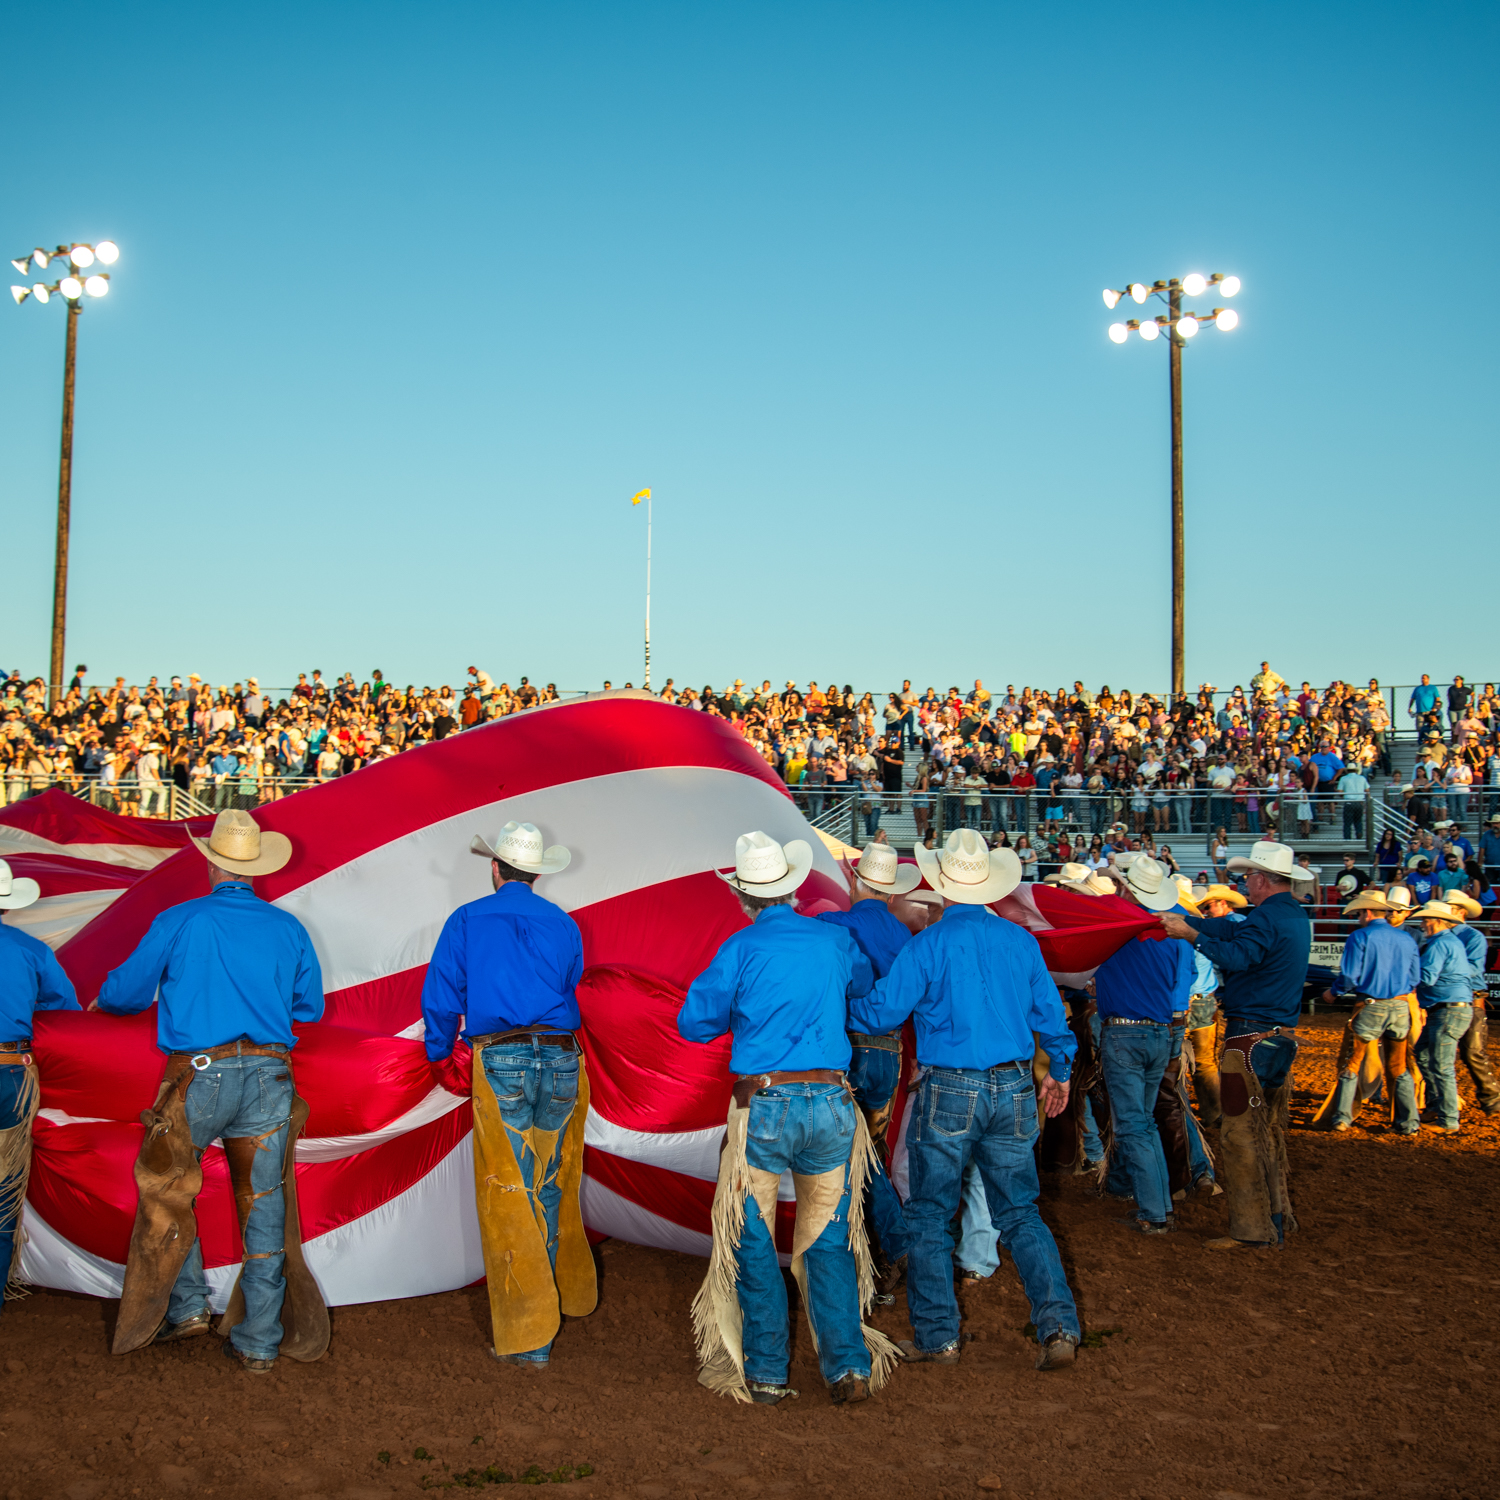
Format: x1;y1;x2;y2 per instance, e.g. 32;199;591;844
1116;855;1181;913
470;820;571;875
1045;862;1116;897
1411;899;1463;924
1445;889;1484;919
1342;890;1391;916
0;857;40;910
1226;840;1313;882
716;831;813;898
914;828;1022;905
1200;883;1248;908
845;842;922;896
190;809;292;877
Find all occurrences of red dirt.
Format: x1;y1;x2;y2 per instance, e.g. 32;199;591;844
2;1013;1496;1500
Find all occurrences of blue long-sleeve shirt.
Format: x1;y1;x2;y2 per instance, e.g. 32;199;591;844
421;880;583;1061
678;904;872;1074
1184;891;1311;1032
816;899;911;981
97;881;324;1052
848;904;1075;1080
1332;919;1421;999
1418;927;1478;1007
1095;905;1196;1023
0;923;80;1039
1455;923;1488;978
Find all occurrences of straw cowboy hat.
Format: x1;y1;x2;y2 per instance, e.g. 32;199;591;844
470;820;571;875
0;858;40;910
1045;861;1115;896
1342;889;1392;916
1172;874;1202;914
1199;883;1248;908
1444;889;1484;919
1410;899;1463;924
716;831;813;898
914;828;1022;905
1116;855;1181;913
845;842;922;896
189;809;292;877
1226;840;1313;882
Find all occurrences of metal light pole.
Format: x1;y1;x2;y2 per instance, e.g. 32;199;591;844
1102;273;1239;698
10;239;119;705
631;487;653;689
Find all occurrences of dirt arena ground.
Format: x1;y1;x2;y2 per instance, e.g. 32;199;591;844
2;1013;1496;1500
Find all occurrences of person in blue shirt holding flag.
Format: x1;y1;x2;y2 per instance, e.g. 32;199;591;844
849;829;1081;1374
1325;889;1422;1133
815;842;922;1286
421;820;596;1370
1411;899;1483;1131
680;832;895;1408
95;810;325;1371
0;858;79;1307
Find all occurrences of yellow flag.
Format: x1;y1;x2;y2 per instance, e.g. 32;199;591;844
630;488;651;505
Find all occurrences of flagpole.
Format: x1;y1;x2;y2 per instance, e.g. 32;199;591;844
644;490;651;690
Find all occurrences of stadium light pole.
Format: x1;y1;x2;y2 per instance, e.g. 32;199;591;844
9;239;119;706
1102;273;1239;698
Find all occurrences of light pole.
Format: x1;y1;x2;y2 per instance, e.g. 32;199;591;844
1102;272;1239;698
630;487;652;689
10;239;119;705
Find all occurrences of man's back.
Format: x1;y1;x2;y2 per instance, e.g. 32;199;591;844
817;899;910;980
0;923;79;1037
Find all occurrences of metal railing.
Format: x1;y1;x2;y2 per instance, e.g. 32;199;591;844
0;773;333;821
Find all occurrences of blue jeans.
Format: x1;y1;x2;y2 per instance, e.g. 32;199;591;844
1243;1032;1298;1092
168;1055;293;1360
0;1063;30;1304
904;1063;1078;1351
480;1038;580;1362
847;1045;909;1262
1332;1000;1415;1132
954;1160;999;1276
1415;1005;1473;1129
1100;1023;1173;1225
864;804;882;838
738;1084;869;1388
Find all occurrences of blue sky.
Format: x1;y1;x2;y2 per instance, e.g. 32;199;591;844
1;2;1494;699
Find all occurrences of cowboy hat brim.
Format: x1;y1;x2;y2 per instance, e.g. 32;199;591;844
0;876;41;910
1225;854;1315;882
1121;874;1183;913
716;838;813;898
845;858;924;896
190;830;293;877
913;844;1022;905
1410;900;1462;922
1342;892;1391;916
1444;890;1483;918
469;834;572;874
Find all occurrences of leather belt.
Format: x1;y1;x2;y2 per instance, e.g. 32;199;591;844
847;1032;901;1052
0;1040;33;1052
0;1051;34;1067
1424;1002;1472;1009
469;1027;579;1053
169;1041;291;1073
1102;1016;1170;1027
732;1068;849;1111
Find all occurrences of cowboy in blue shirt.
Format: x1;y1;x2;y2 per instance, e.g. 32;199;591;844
815;843;921;1281
1326;890;1422;1133
850;830;1081;1373
0;859;79;1306
1412;900;1482;1132
422;820;590;1369
96;810;324;1371
1434;891;1500;1116
1161;842;1312;1250
1092;856;1196;1232
679;832;878;1407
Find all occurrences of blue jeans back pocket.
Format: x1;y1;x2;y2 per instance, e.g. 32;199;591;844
1012;1088;1038;1138
747;1093;789;1143
925;1084;976;1138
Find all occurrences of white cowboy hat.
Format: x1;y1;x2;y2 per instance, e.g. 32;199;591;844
189;809;293;877
0;858;40;910
1411;899;1463;924
1406;854;1431;870
1383;885;1413;911
845;842;922;896
1226;840;1314;882
914;828;1022;905
1117;855;1181;913
1172;874;1202;913
1045;861;1116;897
716;831;813;898
470;820;571;875
1336;873;1359;897
1342;889;1391;916
1444;889;1484;919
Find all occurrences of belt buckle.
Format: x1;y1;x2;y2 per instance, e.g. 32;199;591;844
190;1053;213;1071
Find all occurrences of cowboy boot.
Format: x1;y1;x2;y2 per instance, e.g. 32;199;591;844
1189;1026;1221;1127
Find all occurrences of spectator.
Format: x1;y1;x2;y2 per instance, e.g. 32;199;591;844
1338;761;1369;840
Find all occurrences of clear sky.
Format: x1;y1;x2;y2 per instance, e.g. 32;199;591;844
1;2;1495;699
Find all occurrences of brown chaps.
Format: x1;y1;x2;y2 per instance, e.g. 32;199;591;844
1217;1041;1295;1244
113;1060;328;1359
1189;1024;1221;1126
1460;1002;1500;1112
